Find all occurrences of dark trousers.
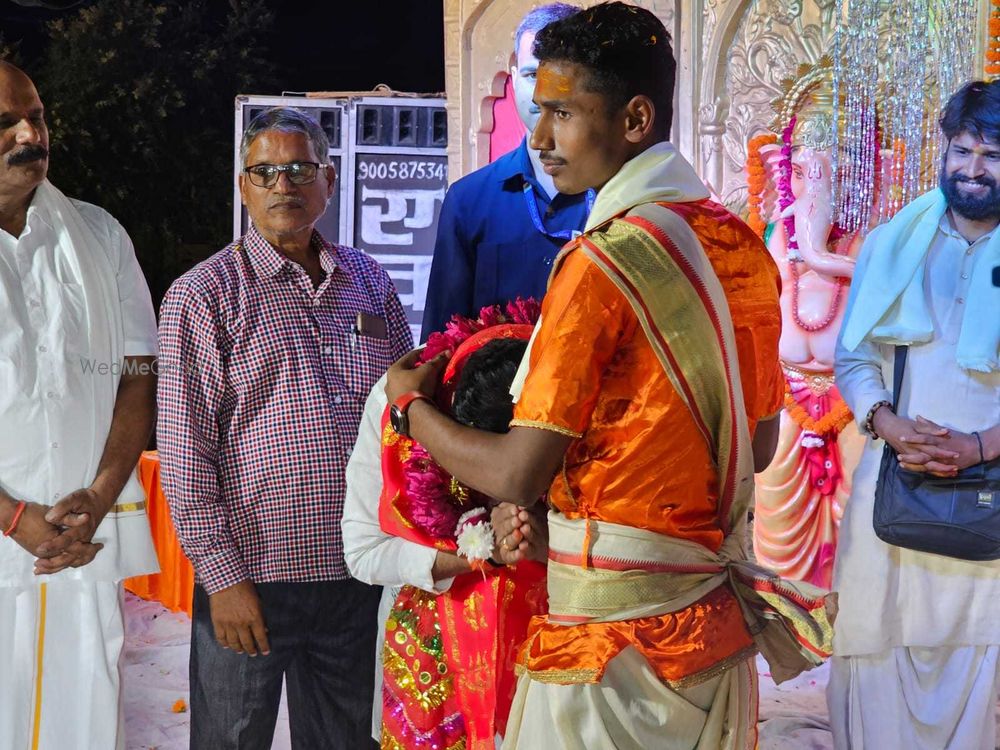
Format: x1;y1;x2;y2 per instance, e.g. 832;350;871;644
189;579;381;750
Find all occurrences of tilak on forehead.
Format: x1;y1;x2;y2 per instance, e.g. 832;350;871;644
537;65;572;95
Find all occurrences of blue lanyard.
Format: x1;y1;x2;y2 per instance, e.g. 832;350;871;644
522;182;595;241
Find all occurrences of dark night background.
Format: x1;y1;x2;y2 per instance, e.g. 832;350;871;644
1;1;445;93
0;0;446;302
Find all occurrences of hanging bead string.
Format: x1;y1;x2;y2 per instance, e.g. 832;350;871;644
833;0;880;234
833;0;978;231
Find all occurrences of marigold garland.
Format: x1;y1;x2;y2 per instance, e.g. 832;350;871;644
987;0;1000;77
746;133;778;238
783;389;853;437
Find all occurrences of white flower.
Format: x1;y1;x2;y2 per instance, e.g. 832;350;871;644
455;508;493;561
800;432;825;449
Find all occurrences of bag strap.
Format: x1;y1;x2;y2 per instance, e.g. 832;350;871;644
892;345;909;411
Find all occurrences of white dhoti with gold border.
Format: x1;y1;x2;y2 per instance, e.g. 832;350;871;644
0;182;158;750
501;513;832;750
503;646;758;750
0;581;126;750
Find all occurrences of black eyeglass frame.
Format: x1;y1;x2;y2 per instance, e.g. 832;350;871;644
243;161;331;188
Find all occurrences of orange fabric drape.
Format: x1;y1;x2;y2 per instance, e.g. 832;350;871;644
510;200;783;687
124;451;194;616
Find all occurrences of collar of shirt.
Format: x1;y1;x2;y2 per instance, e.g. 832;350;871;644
938;210;997;248
0;186;54;245
26;191;55;234
241;223;341;280
494;137;592;216
494;137;552;198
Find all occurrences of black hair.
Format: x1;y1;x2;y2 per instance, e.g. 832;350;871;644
451;338;528;434
940;80;1000;144
532;1;675;139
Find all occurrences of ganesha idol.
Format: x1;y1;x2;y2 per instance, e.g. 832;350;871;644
747;61;897;588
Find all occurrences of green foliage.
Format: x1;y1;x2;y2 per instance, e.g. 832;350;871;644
36;0;276;304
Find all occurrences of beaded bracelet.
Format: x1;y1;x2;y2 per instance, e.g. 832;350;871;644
3;500;27;538
864;400;893;439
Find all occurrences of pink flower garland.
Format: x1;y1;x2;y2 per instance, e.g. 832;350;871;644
401;298;542;543
421;298;541;364
402;442;468;539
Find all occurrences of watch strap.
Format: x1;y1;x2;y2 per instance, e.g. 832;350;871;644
393;390;432;415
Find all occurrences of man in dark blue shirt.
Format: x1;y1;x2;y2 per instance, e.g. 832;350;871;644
421;3;589;339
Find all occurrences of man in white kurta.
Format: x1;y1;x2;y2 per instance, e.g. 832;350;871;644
0;62;158;750
831;80;1000;749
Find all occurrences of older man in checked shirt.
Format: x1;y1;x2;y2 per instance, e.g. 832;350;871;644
157;108;412;750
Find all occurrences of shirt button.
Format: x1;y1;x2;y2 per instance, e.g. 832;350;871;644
967;249;974;256
46;391;56;398
961;273;969;279
38;345;47;352
28;299;40;308
957;297;965;304
334;395;342;405
51;441;59;448
324;346;333;355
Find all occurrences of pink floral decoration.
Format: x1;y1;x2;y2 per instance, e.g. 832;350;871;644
778;114;852;251
778;115;798;256
402;443;467;538
504;297;541;325
419;297;540;364
403;297;542;542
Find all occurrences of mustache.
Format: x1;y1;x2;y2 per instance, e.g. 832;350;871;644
948;173;997;189
940;170;1000;220
538;152;565;164
7;145;48;166
268;197;304;209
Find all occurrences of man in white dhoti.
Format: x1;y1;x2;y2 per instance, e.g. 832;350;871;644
0;62;159;750
831;79;1000;749
384;5;833;748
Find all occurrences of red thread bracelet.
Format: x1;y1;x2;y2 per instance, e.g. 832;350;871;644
3;501;27;537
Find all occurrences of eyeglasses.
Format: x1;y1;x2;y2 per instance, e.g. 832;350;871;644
243;161;330;188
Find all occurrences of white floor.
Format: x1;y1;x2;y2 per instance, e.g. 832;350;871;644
757;655;834;750
124;593;837;750
123;594;291;750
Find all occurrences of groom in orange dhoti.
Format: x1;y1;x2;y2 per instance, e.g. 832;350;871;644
386;4;833;748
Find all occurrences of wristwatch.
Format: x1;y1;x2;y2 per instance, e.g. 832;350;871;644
390;391;433;437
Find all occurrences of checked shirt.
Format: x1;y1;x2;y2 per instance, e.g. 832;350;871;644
157;225;412;594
